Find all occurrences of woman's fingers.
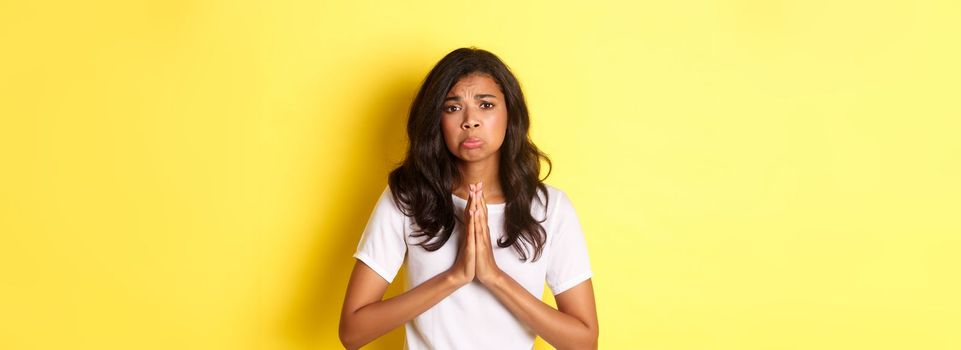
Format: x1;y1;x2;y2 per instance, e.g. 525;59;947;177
466;183;491;250
467;189;474;234
472;184;479;213
464;185;475;254
480;184;489;219
470;184;479;243
466;184;475;215
479;187;490;245
467;184;477;236
473;182;481;215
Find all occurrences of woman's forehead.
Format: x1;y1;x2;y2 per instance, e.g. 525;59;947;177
447;74;502;97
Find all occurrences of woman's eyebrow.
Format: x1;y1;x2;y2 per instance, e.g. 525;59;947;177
444;94;499;102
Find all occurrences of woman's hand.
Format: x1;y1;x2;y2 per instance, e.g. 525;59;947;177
472;182;504;285
447;184;477;286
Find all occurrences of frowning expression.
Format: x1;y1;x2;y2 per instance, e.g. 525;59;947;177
440;73;508;163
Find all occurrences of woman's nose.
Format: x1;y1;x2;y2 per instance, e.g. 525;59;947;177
461;120;480;129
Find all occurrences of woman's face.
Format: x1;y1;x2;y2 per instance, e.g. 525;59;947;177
440;73;509;164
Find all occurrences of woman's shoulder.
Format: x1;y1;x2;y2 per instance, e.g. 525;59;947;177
372;184;407;216
542;182;573;199
537;183;576;214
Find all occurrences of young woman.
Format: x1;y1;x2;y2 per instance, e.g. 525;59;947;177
339;47;598;350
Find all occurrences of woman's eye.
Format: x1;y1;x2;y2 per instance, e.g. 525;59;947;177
480;102;494;109
444;105;461;113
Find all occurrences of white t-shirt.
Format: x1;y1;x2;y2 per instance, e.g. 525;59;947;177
352;184;593;350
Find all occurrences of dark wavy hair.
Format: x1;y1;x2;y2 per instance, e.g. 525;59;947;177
387;47;552;262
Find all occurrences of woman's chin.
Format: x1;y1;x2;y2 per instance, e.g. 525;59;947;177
455;151;493;163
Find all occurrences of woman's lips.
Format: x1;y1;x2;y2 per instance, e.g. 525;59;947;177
461;137;483;149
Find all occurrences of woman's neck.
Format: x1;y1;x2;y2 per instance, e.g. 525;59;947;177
453;155;505;204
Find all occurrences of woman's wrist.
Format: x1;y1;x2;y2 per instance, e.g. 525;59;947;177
477;267;505;287
443;269;471;287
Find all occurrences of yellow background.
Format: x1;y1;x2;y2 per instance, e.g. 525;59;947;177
1;0;959;349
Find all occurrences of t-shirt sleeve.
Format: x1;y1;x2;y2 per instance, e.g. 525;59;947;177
352;185;408;284
545;189;594;295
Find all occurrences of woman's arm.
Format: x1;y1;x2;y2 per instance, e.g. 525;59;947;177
339;185;484;349
339;189;478;350
471;183;599;349
338;261;467;349
486;274;599;349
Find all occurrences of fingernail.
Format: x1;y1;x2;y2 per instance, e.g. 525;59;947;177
469;184;475;191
